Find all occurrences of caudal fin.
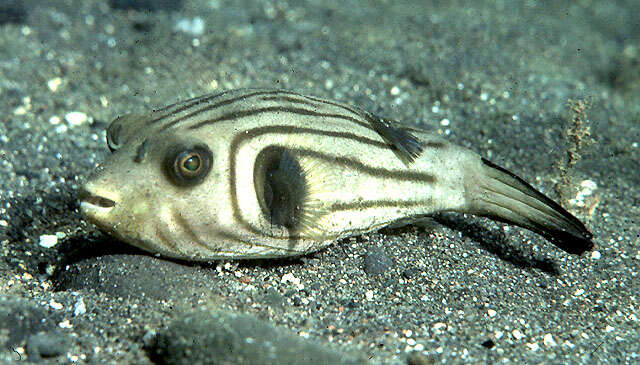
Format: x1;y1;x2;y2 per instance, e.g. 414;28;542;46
467;158;594;255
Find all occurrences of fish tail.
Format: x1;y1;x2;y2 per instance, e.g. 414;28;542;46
466;158;594;255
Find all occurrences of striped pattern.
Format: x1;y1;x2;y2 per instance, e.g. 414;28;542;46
142;88;456;258
83;88;473;260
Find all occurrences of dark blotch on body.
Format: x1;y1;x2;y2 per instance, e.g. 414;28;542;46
254;147;307;230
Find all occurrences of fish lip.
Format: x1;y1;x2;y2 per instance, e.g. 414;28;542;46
78;188;117;211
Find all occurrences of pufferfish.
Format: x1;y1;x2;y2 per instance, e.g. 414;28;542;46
79;88;594;260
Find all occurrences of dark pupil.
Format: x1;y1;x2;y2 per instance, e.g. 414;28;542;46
183;155;200;171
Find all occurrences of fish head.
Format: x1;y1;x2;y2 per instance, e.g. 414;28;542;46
79;114;230;259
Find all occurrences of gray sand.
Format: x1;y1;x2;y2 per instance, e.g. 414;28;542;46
1;0;638;363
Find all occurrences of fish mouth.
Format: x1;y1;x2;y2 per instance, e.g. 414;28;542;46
78;187;117;213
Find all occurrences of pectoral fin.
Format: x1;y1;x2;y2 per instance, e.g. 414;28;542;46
255;146;332;241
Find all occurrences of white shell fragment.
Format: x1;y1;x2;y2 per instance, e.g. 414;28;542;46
65;111;89;126
39;234;59;248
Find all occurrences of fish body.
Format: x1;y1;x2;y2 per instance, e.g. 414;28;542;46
80;89;593;260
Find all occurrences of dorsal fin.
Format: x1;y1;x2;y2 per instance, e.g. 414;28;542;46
366;113;424;164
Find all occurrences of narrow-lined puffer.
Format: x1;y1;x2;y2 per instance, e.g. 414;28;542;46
79;89;594;260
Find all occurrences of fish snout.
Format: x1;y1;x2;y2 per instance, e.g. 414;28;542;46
78;182;118;220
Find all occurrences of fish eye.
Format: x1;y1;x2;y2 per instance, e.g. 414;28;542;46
166;144;213;187
106;122;122;152
178;153;202;176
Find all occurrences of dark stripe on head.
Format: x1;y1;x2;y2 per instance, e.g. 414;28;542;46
152;93;217;113
156;227;184;256
134;139;151;163
172;209;218;253
154;90;291;130
154;89;375;132
146;90;232;125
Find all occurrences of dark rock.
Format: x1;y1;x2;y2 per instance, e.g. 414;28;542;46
481;339;496;349
363;247;395;276
52;254;211;301
261;287;286;310
26;332;69;360
0;1;27;25
150;308;368;365
0;297;57;348
401;266;419;279
406;351;435;365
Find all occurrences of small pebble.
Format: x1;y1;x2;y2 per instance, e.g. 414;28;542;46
65;111;88;126
432;323;446;331
365;290;374;301
401;267;418;279
13;105;28;115
174;17;205;35
543;333;557;346
39;235;58;248
324;79;334;89
363;246;394;276
511;329;524;340
47;77;62;91
281;273;302;289
526;342;539;351
55;124;68;134
73;298;86;316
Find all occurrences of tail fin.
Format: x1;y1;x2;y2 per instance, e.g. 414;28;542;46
467;158;594;255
